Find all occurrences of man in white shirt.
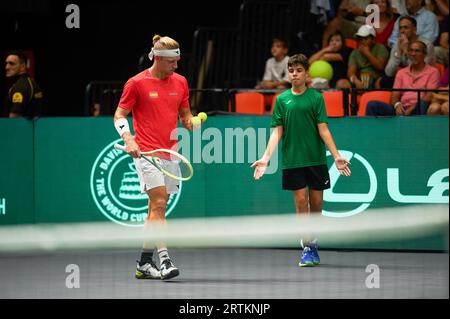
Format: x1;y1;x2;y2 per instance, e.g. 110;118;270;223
391;0;408;15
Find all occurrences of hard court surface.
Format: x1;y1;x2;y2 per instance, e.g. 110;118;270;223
0;248;448;299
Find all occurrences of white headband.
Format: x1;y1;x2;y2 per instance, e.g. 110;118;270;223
148;48;181;61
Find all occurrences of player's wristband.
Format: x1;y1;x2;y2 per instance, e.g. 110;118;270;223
394;102;402;110
115;118;130;137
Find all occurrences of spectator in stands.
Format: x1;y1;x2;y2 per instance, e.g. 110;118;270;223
427;66;448;115
388;0;439;47
383;16;436;87
366;40;440;115
309;31;352;89
347;25;389;89
255;37;290;90
4;51;43;119
91;103;101;117
371;0;396;47
426;0;449;67
425;0;449;22
322;0;371;48
434;15;448;67
391;0;408;16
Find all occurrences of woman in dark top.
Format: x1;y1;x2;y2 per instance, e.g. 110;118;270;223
309;31;352;89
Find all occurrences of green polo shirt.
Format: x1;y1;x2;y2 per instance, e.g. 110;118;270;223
271;88;328;169
348;43;389;80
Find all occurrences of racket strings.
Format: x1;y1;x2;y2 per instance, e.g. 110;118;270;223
142;150;193;180
177;160;192;179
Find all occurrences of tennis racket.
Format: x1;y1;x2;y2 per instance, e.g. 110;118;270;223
114;144;194;181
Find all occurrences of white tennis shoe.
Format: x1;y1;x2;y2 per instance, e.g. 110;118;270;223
160;259;179;280
135;261;161;279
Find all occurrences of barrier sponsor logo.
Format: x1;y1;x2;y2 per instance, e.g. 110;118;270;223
324;150;449;217
90;139;181;227
324;150;377;217
0;198;5;215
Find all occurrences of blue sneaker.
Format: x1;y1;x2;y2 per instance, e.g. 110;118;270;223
298;247;315;267
311;244;320;265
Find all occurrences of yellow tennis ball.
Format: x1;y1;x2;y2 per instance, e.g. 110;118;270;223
191;116;201;126
198;112;207;122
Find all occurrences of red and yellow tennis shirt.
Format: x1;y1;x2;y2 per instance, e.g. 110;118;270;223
118;69;190;152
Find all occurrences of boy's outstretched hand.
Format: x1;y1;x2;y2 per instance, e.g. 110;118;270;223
335;157;351;176
251;158;269;180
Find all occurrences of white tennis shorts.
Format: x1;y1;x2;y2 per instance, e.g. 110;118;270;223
133;157;180;194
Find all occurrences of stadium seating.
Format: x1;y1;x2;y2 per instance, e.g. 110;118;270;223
435;63;445;77
233;92;266;114
358;91;392;116
345;38;358;50
269;92;283;114
322;91;346;117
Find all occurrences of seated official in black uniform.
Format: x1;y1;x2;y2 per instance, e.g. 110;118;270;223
5;51;43;119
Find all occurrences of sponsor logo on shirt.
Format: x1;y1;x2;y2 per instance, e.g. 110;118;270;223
169;92;178;96
12;92;23;103
149;91;159;98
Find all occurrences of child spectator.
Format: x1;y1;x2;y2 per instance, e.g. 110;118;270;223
309;31;352;89
322;0;371;48
255;38;290;89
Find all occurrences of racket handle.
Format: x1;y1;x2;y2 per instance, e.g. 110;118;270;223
114;144;126;151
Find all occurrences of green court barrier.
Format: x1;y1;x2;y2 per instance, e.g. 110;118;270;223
0;119;34;224
0;116;448;250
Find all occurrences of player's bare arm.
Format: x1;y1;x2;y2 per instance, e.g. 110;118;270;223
179;107;194;131
317;123;351;176
251;125;283;180
114;106;140;157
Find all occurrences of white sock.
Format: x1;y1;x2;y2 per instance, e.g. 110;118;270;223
300;239;318;248
158;248;170;265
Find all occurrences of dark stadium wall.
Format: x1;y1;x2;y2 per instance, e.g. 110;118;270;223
1;0;244;116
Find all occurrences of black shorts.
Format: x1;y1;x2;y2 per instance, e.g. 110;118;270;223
282;165;331;191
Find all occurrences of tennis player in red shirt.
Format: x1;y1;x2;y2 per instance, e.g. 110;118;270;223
114;34;196;280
